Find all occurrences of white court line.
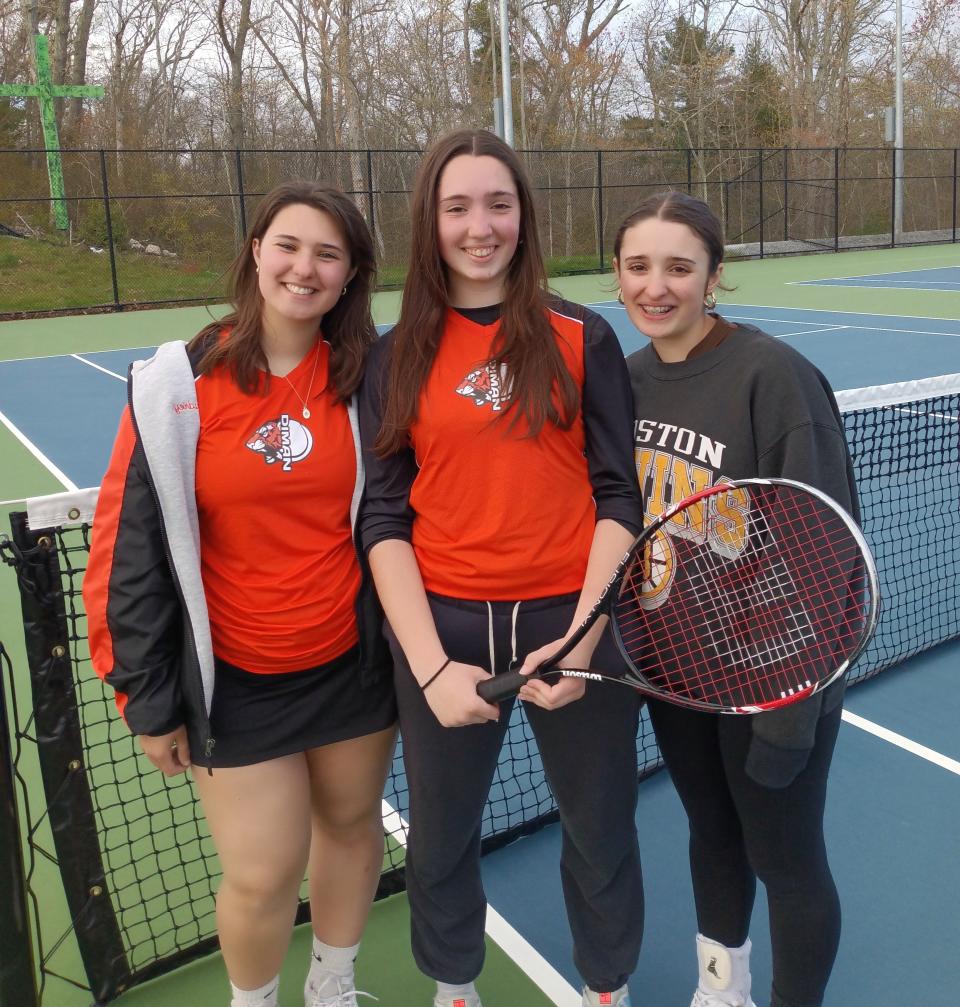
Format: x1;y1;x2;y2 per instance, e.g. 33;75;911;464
0;343;157;365
0;409;77;492
592;298;958;326
0;498;27;507
71;353;127;382
715;302;960;324
773;324;848;338
793;264;960;282
792;279;960;291
722;314;960;339
600;302;849;331
381;800;581;1006
842;710;960;777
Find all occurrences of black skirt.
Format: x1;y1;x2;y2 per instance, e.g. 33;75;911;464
190;644;397;768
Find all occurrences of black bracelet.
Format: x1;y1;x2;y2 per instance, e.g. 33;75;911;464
421;657;451;691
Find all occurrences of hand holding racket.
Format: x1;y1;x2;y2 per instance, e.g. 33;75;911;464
477;479;879;713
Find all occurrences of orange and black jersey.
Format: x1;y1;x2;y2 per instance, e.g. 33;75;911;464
194;338;361;672
358;298;642;600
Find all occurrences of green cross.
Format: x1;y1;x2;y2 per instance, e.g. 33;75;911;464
0;35;104;230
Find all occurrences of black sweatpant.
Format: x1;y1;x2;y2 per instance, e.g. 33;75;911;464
387;591;644;992
647;698;844;1007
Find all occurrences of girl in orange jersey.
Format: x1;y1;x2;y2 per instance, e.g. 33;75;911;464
359;130;643;1007
84;182;396;1007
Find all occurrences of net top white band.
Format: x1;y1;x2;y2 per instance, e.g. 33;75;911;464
26;487;100;530
836;372;960;412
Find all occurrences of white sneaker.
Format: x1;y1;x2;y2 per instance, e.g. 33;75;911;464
583;984;632;1006
690;991;756;1007
432;991;482;1007
306;975;378;1007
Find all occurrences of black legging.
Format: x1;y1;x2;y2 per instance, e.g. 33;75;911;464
647;699;843;1007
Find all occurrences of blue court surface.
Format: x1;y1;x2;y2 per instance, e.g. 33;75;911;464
2;300;960;1006
3;302;960;495
797;265;960;292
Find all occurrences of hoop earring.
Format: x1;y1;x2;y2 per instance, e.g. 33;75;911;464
255;264;260;274
342;285;348;296
617;288;624;305
704;291;717;310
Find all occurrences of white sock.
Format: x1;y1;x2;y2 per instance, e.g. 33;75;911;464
437;981;478;997
307;938;359;992
696;934;752;1004
230;975;279;1006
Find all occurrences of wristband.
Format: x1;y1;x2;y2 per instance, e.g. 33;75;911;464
421;657;451;691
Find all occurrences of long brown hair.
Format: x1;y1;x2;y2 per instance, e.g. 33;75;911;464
189;181;376;400
375;129;579;456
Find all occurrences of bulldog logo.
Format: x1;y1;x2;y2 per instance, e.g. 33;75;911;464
246;414;313;472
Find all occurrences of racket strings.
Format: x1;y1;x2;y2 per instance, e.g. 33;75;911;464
614;485;870;707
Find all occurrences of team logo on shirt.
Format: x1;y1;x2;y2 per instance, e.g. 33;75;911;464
245;414;313;472
634;527;677;610
456;361;511;412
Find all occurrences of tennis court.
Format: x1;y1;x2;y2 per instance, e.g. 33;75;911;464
2;241;959;1007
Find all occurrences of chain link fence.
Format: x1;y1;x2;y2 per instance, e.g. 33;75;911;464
1;146;957;315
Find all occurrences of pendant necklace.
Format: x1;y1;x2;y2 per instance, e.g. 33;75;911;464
281;341;320;419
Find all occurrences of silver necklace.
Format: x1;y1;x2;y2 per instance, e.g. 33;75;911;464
281;342;320;419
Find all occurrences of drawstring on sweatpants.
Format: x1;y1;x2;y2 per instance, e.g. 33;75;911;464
486;600;524;677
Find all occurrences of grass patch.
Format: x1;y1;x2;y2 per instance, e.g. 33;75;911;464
0;235;611;316
0;235;227;313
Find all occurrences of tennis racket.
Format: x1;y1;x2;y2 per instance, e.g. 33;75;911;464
476;478;879;713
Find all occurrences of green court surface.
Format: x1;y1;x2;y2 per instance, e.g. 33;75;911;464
35;896;555;1007
2;244;960;366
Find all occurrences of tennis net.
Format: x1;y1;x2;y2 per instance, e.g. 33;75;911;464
1;371;958;1005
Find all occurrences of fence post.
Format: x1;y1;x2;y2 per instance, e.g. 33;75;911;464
235;149;247;239
953;148;957;244
758;150;764;258
834;147;840;252
783;147;789;241
366;149;376;245
98;150;121;309
890;147;896;248
0;644;39;1007
596;149;604;270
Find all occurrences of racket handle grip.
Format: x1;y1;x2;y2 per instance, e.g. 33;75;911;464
476;669;527;704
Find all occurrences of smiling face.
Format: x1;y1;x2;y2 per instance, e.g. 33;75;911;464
435;154;521;308
613;216;723;362
251;203;355;339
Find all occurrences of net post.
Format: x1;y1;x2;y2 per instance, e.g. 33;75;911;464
8;513;131;1004
0;643;40;1007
